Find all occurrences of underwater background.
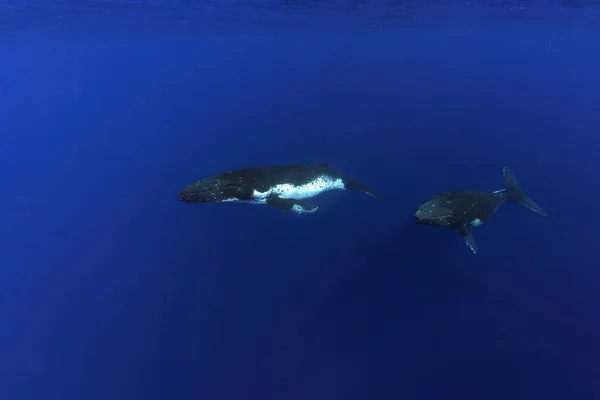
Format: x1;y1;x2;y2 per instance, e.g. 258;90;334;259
1;1;600;399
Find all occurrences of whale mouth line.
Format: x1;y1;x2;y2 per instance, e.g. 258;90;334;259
414;211;453;222
178;188;220;202
426;213;453;220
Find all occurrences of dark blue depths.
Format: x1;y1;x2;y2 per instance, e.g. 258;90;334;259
1;8;600;400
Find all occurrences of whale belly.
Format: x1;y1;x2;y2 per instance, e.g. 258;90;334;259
253;176;345;201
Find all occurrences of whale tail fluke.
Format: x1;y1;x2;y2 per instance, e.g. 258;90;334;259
502;167;547;216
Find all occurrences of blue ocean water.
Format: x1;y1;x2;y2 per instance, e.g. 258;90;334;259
1;1;600;399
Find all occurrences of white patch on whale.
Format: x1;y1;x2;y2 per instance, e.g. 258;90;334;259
217;176;343;213
471;218;483;227
252;176;345;202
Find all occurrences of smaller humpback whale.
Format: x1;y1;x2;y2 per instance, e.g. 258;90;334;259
178;163;379;214
413;167;547;254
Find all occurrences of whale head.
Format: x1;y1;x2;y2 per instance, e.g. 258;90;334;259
413;197;457;229
178;174;248;203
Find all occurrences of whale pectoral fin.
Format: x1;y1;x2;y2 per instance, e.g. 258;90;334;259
266;195;319;214
459;226;478;254
290;202;319;214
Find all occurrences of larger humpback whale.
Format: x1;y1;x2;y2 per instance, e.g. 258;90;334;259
413;167;547;254
178;163;380;214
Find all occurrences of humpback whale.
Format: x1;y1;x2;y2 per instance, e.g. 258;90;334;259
413;167;547;254
178;163;379;214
